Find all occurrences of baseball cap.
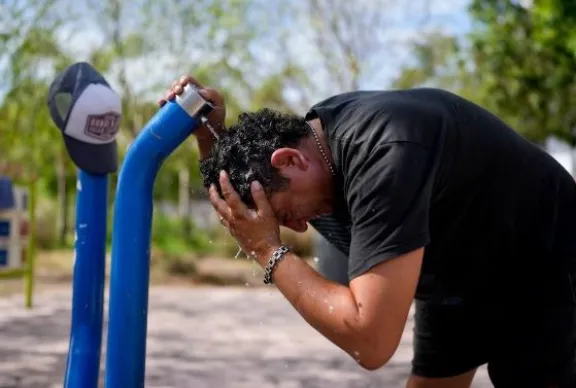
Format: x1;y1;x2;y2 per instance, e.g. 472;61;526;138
47;62;121;175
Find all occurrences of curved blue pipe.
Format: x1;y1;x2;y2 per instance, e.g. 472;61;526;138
105;100;200;388
64;171;108;388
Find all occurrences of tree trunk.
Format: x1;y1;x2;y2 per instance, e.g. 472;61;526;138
63;178;71;245
56;153;67;246
572;146;576;179
178;168;192;239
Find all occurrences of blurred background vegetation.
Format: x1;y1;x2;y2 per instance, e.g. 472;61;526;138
1;0;575;282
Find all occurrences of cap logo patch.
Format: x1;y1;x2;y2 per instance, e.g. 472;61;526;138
84;112;120;141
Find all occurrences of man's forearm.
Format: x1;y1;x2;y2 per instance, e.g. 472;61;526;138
261;252;386;368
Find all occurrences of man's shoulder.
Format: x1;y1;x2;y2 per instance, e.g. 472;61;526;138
305;90;386;120
306;88;465;130
307;88;464;111
313;88;457;152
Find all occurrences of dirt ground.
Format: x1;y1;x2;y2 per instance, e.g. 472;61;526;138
0;285;491;388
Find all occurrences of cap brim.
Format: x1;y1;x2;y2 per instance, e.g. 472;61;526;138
63;135;118;175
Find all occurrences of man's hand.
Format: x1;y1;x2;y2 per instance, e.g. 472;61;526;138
208;170;282;262
158;75;226;159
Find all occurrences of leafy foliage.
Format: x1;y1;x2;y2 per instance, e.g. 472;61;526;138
4;0;574;263
395;1;576;147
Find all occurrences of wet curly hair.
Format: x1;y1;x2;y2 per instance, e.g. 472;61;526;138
199;108;310;208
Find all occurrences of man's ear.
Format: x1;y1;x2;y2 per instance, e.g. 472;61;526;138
270;148;307;170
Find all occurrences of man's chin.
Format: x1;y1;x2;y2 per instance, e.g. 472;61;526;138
286;224;308;233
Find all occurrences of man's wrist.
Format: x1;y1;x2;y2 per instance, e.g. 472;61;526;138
254;243;283;267
261;245;291;285
196;122;226;160
196;133;217;160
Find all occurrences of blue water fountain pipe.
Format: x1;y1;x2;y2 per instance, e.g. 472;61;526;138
50;62;120;388
63;171;108;388
105;85;213;388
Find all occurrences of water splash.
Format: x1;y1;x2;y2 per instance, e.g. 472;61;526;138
234;248;242;259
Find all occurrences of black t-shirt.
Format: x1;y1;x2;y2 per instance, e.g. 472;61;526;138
306;88;576;303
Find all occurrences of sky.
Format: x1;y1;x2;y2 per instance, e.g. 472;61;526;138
3;0;572;166
1;0;474;104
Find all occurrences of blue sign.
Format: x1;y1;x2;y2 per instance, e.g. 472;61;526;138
0;177;14;210
0;221;10;237
0;249;8;267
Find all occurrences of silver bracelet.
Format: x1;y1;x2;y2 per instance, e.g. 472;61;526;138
263;246;290;285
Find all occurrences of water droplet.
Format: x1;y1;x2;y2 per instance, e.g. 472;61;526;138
245;282;250;287
79;224;87;229
329;305;334;313
313;257;319;263
250;251;256;256
76;180;82;191
208;240;213;245
234;248;242;259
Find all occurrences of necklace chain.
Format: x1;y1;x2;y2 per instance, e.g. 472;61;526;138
306;122;336;177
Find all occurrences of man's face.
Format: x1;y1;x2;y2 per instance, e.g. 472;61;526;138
269;181;333;232
268;148;334;233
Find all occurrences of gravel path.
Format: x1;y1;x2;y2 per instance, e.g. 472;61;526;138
0;286;491;388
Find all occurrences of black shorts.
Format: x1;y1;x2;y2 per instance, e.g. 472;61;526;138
412;300;576;387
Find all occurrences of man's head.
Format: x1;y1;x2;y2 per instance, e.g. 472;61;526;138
200;108;334;232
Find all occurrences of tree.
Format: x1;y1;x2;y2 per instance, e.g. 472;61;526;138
468;0;576;145
277;0;434;105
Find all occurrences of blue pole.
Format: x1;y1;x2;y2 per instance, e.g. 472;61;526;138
64;171;108;388
105;88;208;388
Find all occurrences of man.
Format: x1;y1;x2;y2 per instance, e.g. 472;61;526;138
159;76;576;388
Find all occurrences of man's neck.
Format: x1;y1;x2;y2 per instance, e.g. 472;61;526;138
307;118;335;167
